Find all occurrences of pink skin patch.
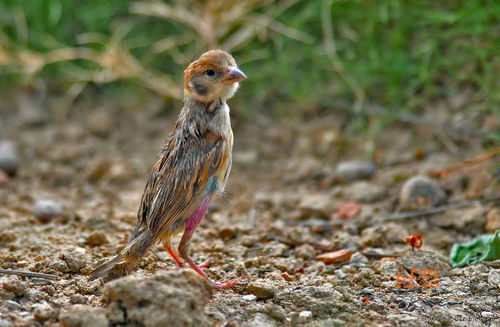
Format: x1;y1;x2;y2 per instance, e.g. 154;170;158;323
185;197;210;230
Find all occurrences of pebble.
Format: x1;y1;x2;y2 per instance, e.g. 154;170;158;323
32;302;57;321
335;161;375;182
401;250;452;278
85;231;109;246
0;170;8;186
344;182;386;203
485;208;500;233
0;319;13;327
246;281;277;299
488;270;500;287
104;270;213;326
360;223;408;247
399;176;444;210
299;310;312;318
60;253;86;273
33;199;64;222
349;252;369;267
0;232;17;243
60;305;108;327
298;193;334;217
243;313;277;327
242;294;257;301
3;277;28;296
0;141;20;176
5;300;21;310
294;244;316;260
263;303;287;322
52;260;69;273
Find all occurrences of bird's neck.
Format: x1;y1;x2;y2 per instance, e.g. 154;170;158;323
179;94;231;139
183;94;225;113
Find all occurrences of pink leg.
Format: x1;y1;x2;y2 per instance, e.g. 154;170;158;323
165;246;184;267
165;246;210;268
178;198;242;288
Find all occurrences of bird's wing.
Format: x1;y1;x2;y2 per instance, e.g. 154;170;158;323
136;130;231;236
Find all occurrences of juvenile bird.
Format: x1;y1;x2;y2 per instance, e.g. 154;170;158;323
90;50;246;288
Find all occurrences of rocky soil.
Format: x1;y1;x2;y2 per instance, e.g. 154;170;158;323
0;95;499;326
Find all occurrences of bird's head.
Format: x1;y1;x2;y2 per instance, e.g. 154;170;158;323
184;50;246;104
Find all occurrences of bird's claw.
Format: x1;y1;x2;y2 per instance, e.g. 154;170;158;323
211;275;247;289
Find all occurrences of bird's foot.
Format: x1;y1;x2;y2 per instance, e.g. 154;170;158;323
198;259;211;269
210;275;247;289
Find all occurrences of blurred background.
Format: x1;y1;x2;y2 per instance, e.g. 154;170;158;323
0;2;499;326
0;0;498;127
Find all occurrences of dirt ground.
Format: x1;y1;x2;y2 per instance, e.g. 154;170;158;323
0;93;499;327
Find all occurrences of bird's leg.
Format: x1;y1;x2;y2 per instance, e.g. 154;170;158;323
178;198;240;288
163;237;210;269
164;242;184;267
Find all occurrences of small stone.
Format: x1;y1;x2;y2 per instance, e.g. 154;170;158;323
401;250;452;278
290;311;311;326
243;313;277;327
0;318;13;327
481;311;494;318
60;305;108;327
344;182;386;203
263;303;287;322
60;253;85;273
0;232;17;243
5;300;21;310
349;252;369;266
52;260;69;273
246;281;277;299
32;302;57;321
33;199;64;222
0;170;9;186
399;176;444;210
87;159;111;182
295;244;316;260
218;227;237;240
298;193;334;218
485;208;500;233
488;270;500;288
83;217;114;230
104;269;213;327
242;294;257;301
3;277;28;296
69;294;87;304
299;310;312;318
335;161;375;182
86;231;109;246
0;141;19;176
360;223;408;247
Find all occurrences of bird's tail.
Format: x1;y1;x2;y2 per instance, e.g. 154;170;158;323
89;228;156;281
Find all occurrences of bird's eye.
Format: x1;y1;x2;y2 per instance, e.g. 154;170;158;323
205;68;216;77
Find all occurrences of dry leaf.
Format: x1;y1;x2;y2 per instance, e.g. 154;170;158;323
316;249;353;264
333;201;361;220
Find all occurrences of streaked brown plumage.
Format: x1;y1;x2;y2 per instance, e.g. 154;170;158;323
90;50;246;288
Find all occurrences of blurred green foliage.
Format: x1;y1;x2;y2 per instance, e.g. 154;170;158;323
0;0;498;117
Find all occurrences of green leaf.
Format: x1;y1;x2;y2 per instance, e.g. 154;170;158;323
450;230;500;268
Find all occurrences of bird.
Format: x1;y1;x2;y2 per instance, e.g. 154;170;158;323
89;49;246;288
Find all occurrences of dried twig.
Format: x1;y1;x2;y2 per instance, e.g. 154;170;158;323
0;269;57;280
291;195;499;229
385;195;500;221
427;148;500;178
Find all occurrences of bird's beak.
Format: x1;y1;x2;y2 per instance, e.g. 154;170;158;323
223;67;247;84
